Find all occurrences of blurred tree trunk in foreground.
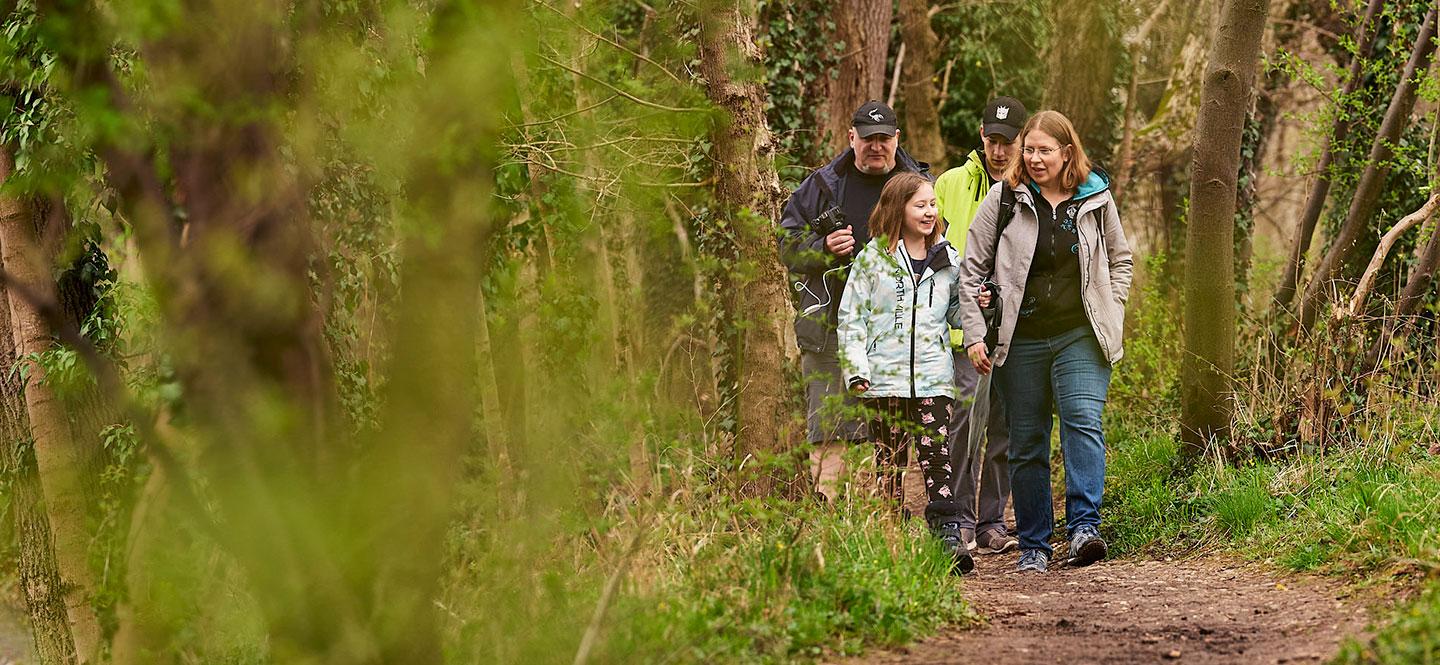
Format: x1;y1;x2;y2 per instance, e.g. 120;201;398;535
34;0;520;660
0;217;78;665
699;0;801;496
1180;0;1271;456
825;0;893;154
0;147;100;664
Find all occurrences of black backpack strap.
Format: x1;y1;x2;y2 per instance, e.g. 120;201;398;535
992;185;1016;259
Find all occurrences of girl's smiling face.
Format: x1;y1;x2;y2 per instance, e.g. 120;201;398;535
901;182;939;244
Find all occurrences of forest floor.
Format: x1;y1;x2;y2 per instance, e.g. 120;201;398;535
849;551;1377;665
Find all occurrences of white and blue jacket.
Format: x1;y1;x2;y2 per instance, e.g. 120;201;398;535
837;238;966;399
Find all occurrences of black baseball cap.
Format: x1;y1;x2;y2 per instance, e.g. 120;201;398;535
852;100;899;138
981;97;1027;141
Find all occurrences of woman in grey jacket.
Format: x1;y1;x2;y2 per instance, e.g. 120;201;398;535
838;172;974;574
957;111;1134;573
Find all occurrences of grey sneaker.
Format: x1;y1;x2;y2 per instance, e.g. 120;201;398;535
1069;525;1108;567
935;522;976;575
976;528;1019;554
1016;549;1048;573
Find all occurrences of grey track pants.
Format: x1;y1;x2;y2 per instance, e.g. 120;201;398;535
947;350;1012;533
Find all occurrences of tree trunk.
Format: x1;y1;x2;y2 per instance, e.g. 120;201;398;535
825;0;894;154
1116;0;1175;199
897;0;944;168
1270;0;1386;317
1180;0;1272;456
1043;0;1122;157
699;0;801;496
1297;8;1438;331
0;148;100;663
0;270;77;664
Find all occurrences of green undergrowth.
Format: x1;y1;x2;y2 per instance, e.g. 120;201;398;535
1103;421;1440;664
606;498;971;663
444;462;973;664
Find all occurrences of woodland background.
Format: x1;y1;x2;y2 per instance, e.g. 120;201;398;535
0;0;1437;663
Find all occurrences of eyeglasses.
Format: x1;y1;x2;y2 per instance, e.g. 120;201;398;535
1022;146;1066;157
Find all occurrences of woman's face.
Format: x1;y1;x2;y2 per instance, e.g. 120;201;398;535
1023;129;1069;189
901;183;939;242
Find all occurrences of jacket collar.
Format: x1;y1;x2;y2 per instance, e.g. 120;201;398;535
879;238;956;274
1011;167;1113;217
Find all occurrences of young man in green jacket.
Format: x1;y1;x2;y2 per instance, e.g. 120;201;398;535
932;96;1026;554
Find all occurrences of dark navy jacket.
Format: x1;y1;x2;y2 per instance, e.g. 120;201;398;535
777;146;931;352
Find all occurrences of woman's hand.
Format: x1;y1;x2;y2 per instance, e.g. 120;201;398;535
849;377;870;394
976;285;993;309
966;342;992;375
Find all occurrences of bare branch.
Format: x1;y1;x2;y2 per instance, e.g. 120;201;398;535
537;54;708;113
1344;192;1440;318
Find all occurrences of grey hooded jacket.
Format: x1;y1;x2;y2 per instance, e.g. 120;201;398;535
838;238;965;399
956;171;1133;366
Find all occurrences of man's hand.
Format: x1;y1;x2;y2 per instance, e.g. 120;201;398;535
849;377;870;394
825;227;856;257
966;342;992;375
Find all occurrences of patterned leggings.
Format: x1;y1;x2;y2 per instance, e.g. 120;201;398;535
865;396;956;508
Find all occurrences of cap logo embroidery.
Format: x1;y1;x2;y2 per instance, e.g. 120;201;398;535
995;106;1010;120
868;109;885;122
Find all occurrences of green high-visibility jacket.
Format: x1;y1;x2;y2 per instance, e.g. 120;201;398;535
935;150;997;348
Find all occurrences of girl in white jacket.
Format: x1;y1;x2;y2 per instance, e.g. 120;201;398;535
838;172;972;573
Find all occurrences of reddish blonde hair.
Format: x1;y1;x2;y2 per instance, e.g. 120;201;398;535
1003;110;1092;193
869;172;941;253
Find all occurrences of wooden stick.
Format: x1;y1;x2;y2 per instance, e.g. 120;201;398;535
887;42;906;108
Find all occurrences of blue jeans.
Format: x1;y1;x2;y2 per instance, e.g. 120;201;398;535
996;325;1111;555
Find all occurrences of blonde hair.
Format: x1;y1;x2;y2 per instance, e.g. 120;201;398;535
869;172;941;253
1003;110;1092;193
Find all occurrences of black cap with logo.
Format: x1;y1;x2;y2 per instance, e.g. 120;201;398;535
852;100;899;138
981;96;1027;141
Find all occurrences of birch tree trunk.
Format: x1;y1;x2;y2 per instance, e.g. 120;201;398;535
1297;9;1438;331
1180;0;1272;456
0;147;100;663
699;0;801;496
897;0;944;168
825;0;894;154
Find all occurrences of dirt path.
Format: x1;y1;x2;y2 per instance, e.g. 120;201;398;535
853;552;1372;664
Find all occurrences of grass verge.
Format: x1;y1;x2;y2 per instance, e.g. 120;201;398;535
1103;421;1440;664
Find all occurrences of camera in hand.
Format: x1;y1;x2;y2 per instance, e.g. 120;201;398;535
981;279;1003;353
809;206;848;237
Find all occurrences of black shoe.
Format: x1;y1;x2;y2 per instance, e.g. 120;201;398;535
1069;525;1107;567
935;522;976;575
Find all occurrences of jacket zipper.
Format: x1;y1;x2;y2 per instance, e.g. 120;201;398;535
909;270;920;399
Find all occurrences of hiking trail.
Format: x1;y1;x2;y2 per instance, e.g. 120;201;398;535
851;552;1374;664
